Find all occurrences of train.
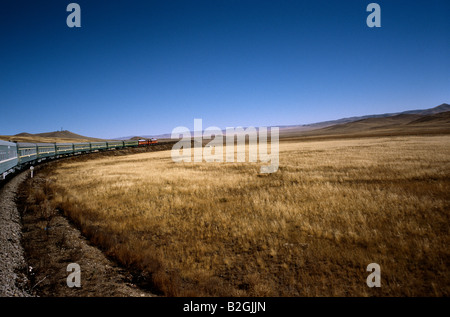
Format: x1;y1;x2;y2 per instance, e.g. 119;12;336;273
138;138;158;146
0;138;157;179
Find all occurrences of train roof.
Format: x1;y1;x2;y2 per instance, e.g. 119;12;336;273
0;140;16;147
35;143;57;146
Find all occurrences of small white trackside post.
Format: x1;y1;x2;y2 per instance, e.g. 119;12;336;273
30;166;34;178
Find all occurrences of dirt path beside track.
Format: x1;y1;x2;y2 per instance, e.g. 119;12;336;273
0;171;31;297
1;166;158;297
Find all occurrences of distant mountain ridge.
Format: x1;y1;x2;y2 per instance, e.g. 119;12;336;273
282;109;450;139
278;103;450;131
3;103;448;142
118;103;449;139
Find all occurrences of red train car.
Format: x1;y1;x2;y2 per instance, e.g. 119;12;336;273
138;138;158;147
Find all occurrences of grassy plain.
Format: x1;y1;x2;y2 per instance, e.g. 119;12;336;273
36;135;450;296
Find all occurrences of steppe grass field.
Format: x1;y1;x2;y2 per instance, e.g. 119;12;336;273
32;135;450;296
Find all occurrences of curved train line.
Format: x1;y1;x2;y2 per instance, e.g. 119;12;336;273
0;139;157;180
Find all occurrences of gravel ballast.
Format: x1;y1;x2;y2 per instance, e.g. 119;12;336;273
0;172;31;297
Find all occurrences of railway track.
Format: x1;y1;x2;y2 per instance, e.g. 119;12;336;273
0;171;31;296
0;142;175;296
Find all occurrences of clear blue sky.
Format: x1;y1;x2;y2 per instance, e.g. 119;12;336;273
1;0;449;139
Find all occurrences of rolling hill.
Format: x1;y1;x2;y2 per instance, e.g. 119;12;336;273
278;103;450;138
281;110;450;140
2;103;448;143
126;103;450;140
29;130;104;140
0;130;108;143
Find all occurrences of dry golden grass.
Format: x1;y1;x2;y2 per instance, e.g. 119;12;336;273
44;135;450;296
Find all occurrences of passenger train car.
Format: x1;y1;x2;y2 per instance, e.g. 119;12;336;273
0;138;157;179
0;140;19;178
